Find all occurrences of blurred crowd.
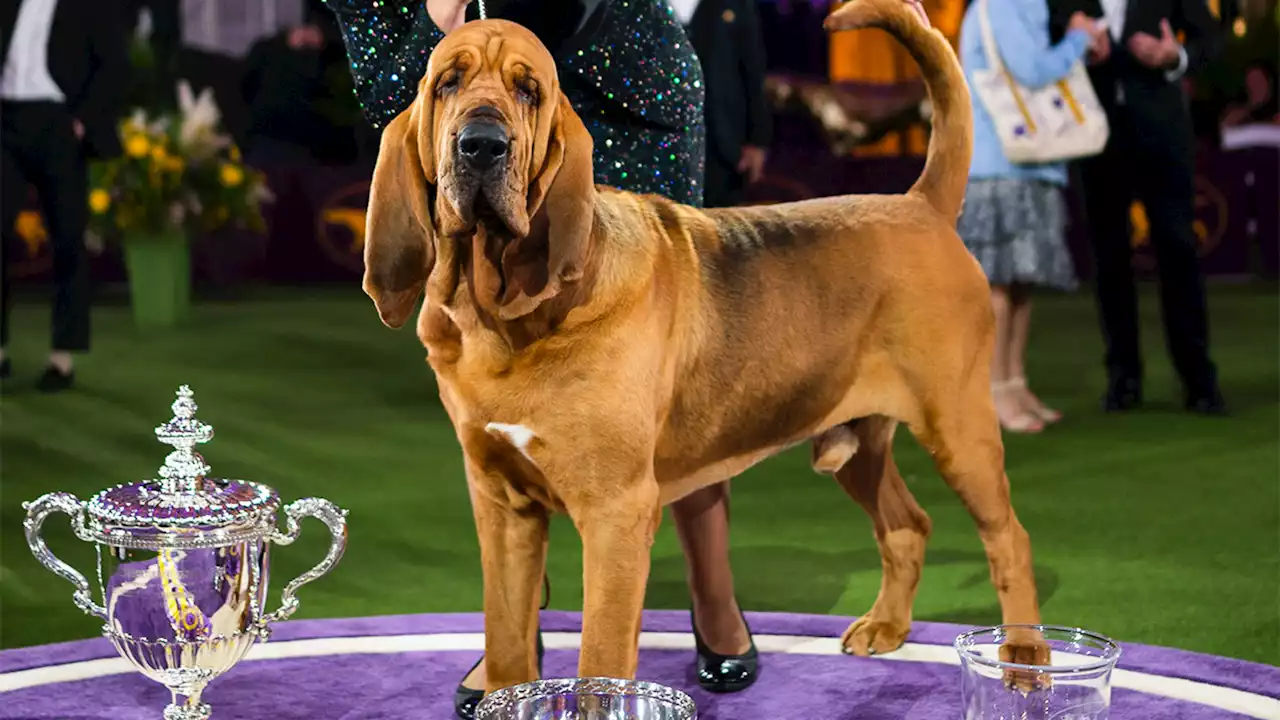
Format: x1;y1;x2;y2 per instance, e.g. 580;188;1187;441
85;0;1280;168
1;0;1274;409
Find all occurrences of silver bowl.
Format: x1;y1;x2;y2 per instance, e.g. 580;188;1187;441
475;678;697;720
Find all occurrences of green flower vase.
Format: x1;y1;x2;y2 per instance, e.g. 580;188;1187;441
122;230;191;330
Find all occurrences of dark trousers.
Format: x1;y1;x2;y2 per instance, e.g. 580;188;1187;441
1;102;92;351
703;149;746;209
1078;107;1216;393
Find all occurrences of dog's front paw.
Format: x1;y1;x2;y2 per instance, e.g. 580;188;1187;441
841;616;910;656
999;631;1053;692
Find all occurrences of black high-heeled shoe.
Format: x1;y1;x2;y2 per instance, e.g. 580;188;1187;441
453;630;544;720
691;609;759;693
454;577;551;720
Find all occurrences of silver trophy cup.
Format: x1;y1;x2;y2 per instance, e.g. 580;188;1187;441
476;678;698;720
23;385;349;720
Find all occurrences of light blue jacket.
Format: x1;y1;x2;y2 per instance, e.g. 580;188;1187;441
960;0;1093;186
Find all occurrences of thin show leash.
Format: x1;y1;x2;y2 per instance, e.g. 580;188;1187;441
477;0;487;19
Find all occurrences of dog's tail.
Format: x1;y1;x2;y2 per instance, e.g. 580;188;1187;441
825;0;971;221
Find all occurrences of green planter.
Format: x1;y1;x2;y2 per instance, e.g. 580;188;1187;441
122;230;191;330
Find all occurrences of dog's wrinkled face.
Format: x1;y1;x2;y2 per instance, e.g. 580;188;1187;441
362;20;595;328
430;21;555;237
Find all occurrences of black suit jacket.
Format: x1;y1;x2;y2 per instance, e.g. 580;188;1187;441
1047;0;1221;148
685;0;772;164
0;0;130;159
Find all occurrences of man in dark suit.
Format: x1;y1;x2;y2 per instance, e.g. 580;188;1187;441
673;0;772;208
0;0;128;391
241;5;356;166
1049;0;1226;414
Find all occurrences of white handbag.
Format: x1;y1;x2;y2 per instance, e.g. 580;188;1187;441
970;0;1110;163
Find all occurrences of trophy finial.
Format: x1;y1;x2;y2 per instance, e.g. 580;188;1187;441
172;384;197;420
155;385;215;495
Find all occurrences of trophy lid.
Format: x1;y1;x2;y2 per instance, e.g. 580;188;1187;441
82;386;281;551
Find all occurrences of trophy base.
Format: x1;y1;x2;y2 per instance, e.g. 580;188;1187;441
163;702;212;720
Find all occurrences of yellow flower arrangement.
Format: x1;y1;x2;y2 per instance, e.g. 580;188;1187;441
89;189;111;214
88;90;271;239
125;134;150;158
218;163;244;188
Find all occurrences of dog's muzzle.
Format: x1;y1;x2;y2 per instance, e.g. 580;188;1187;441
457;120;509;173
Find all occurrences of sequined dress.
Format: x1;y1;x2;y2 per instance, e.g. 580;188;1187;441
324;0;706;206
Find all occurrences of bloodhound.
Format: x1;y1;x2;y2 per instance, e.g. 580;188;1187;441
362;0;1049;696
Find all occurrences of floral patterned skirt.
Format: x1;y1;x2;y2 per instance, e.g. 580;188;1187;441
956;178;1078;291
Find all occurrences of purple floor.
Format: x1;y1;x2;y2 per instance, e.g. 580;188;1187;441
2;611;1276;719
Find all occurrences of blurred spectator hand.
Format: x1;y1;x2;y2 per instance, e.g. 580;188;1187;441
287;24;327;51
1086;27;1111;64
1221;67;1277;128
72;119;84;139
1127;19;1181;70
1067;12;1110;64
1066;11;1097;34
737;145;767;184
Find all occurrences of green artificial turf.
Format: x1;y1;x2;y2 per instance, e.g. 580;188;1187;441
1;284;1276;664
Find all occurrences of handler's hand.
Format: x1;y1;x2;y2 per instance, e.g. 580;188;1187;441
427;0;472;32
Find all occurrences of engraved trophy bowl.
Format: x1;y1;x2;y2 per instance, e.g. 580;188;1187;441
475;678;698;720
23;385;349;720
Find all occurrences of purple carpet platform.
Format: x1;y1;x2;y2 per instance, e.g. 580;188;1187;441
2;611;1277;719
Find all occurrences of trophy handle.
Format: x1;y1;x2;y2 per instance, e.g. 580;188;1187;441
259;497;348;627
23;492;107;620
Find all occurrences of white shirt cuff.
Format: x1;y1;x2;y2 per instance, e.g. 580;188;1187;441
1165;44;1189;81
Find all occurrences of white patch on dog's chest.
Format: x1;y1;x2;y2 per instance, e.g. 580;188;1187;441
485;422;539;464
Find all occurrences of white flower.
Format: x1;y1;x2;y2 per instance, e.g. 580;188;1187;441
249;178;275;205
122;108;167;137
175;80;230;161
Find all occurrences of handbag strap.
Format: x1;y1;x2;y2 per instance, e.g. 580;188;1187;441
977;0;1006;77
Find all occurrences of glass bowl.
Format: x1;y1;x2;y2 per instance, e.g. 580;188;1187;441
955;624;1122;720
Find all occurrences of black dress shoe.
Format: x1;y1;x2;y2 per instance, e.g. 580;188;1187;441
691;610;759;694
36;366;74;393
453;630;545;720
1102;376;1142;413
1185;385;1228;416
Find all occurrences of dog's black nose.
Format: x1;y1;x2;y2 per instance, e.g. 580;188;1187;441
457;122;509;171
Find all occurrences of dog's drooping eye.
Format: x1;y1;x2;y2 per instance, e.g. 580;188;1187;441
437;69;462;97
514;78;539;106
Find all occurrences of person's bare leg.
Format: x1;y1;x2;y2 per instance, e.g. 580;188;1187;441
672;482;751;655
990;284;1012;385
991;285;1041;432
1008;284;1060;422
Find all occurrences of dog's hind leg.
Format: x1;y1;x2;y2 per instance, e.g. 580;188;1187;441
818;416;933;656
908;382;1048;668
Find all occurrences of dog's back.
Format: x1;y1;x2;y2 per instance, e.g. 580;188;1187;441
636;0;984;496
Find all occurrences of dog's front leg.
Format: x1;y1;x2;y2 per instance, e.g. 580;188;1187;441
468;462;549;694
570;477;662;679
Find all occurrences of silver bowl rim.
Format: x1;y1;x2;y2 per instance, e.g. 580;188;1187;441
953;624;1123;675
475;677;696;718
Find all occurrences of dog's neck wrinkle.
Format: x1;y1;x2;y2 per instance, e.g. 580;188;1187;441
450;203;605;356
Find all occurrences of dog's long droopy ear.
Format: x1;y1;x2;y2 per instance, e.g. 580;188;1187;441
363;101;436;328
492;94;595;320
